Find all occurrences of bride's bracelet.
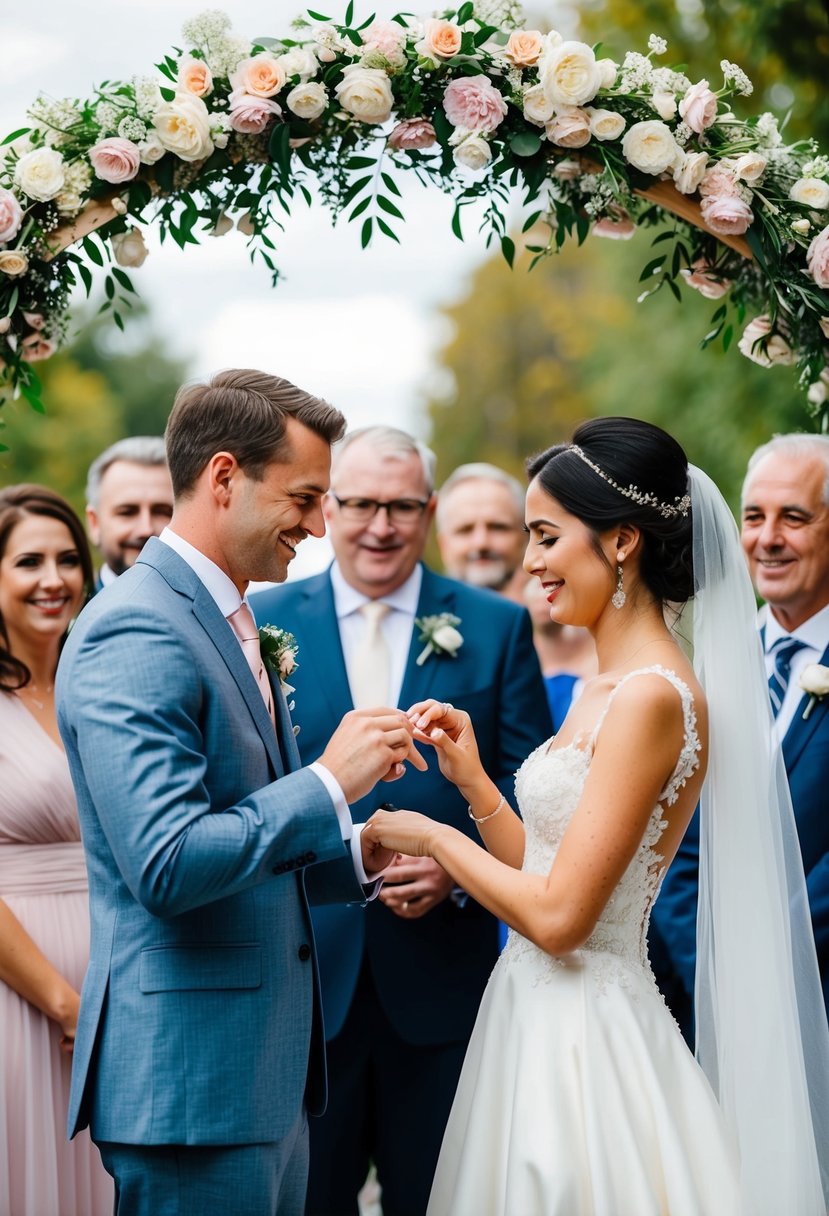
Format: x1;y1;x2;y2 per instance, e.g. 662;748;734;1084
468;793;506;824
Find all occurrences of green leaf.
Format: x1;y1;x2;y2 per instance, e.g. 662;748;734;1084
113;311;125;332
343;28;362;45
639;256;666;281
500;235;515;268
111;267;134;292
306;9;332;19
380;172;402;197
1;127;31;146
667;276;682;303
349;196;371;220
510;132;542;158
473;25;498;45
345;0;354;24
159;86;176;102
104;275;115;300
651;231;676;245
722;324;733;351
361;217;373;248
268;122;292;174
457;1;473;21
522;211;541;233
460;31;476;55
347;156;377;169
78;263;93;295
82;236;104;267
451;205;464;241
341;175;371;206
376;217;400;242
154;60;177;82
377;195;405;220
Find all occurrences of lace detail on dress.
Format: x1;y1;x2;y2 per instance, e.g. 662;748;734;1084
501;666;701;992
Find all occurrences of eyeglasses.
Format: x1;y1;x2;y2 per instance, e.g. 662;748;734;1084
330;495;430;525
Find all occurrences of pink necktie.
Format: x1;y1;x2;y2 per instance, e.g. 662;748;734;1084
228;602;274;720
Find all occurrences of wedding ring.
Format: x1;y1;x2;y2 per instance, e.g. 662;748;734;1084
402;901;409;910
443;702;453;714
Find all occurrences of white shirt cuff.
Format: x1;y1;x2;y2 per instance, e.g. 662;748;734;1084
308;762;386;895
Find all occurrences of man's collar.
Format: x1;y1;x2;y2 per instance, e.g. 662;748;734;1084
98;563;117;588
329;562;423;619
761;600;829;651
159;526;245;617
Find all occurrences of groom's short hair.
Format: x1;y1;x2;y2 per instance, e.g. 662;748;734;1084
166;368;346;498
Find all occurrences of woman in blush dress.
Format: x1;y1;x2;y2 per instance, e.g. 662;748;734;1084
365;418;829;1216
0;485;113;1215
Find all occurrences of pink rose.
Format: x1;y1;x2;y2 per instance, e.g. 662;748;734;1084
680;258;730;299
592;208;636;240
678;80;718;134
0;188;23;244
443;76;508;134
738;315;795;367
807;225;829;290
228;90;282;134
700;192;754;236
546;107;591;149
388;118;437;151
699;164;740;199
21;332;56;361
89;137;141;184
22;311;45;329
362;19;407;58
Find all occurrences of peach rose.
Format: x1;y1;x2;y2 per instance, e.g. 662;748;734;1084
0;188;23;244
678;80;718;133
179;57;213;97
546;108;591;149
737;315;795;367
0;250;29;277
110;228;148;268
388;118;437;151
807;225;829;289
417;19;462;61
21;332;56;361
592;208;636;239
551;158;582;180
89;137;141;185
504;31;544;68
700;192;754;236
680;259;730;299
229;91;282;134
443;76;508;134
230;53;286;99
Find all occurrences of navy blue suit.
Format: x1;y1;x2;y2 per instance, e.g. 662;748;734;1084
650;639;829;1043
251;565;552;1215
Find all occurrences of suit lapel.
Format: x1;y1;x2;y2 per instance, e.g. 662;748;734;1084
294;573;355;722
398;568;459;710
783;640;829;773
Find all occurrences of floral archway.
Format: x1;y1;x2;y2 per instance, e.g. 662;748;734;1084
1;3;828;435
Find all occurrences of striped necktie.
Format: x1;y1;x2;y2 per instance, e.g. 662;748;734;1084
767;635;807;719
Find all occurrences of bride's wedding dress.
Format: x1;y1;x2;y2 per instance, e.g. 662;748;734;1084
427;667;739;1216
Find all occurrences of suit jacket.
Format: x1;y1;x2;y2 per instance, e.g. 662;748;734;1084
56;538;368;1146
651;637;829;1031
251;565;552;1046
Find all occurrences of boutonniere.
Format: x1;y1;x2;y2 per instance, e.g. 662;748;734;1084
258;625;299;694
415;613;463;666
799;663;829;719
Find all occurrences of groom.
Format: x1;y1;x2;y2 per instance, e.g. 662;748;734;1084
56;370;422;1215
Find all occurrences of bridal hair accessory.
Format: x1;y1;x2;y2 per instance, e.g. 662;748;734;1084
612;564;626;609
568;444;691;518
468;793;506;825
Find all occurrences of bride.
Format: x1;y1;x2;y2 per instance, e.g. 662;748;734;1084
364;417;829;1215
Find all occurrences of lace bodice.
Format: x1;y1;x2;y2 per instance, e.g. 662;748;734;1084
501;666;701;985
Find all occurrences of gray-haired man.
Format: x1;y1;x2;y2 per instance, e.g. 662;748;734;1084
436;462;528;603
85;436;173;586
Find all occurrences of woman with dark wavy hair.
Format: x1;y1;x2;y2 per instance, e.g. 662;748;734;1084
0;485;112;1214
365;418;829;1215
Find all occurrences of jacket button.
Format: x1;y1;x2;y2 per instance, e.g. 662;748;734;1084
298;943;312;962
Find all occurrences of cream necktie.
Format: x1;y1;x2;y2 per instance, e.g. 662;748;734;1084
228;602;274;721
350;601;391;709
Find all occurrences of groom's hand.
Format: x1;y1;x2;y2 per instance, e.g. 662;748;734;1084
379;855;455;918
318;708;427;805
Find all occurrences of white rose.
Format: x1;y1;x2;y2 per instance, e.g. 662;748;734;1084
153;92;214;163
596;58;618;89
55;191;83;217
287;82;328;121
800;662;829;696
14;147;65;202
522;83;554;127
673;151;709;195
276;47;319;83
806;372;829;409
452;134;492;172
110;228;148;268
432;624;463;654
334;66;393;124
791;217;811;235
586;107;626;141
790;177;829;210
651;90;677;120
138;135;166;165
733;151;767;184
622;120;680;175
540;40;602;108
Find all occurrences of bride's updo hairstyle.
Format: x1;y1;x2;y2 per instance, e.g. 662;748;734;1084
526;417;694;606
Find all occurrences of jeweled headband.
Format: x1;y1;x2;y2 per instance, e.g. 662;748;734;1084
568;444;691;519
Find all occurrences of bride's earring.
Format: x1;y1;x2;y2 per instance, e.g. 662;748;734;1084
612;559;626;609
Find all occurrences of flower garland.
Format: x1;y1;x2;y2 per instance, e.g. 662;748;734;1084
1;4;829;428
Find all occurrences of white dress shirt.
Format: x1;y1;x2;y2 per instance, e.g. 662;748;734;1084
159;528;374;884
761;601;829;739
330;561;423;708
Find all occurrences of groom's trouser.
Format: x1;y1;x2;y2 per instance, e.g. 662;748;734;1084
97;1108;308;1216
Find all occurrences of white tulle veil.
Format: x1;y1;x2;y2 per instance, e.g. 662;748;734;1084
677;466;829;1213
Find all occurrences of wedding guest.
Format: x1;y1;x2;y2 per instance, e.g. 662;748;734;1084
251;426;551;1216
85;435;173;586
0;484;113;1215
57;371;421;1215
436;462;528;604
652;432;829;1038
523;576;597;732
363;418;829;1214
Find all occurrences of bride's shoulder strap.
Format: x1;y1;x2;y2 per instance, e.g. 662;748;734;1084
587;666;701;805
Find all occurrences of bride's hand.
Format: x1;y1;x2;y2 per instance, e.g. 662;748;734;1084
406;699;484;790
363;808;446;859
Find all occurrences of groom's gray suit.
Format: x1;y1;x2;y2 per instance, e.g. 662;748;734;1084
57;537;369;1207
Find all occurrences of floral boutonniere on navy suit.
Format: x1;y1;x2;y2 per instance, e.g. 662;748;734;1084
415;613;463;666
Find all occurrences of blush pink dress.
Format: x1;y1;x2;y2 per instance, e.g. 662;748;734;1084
0;692;113;1215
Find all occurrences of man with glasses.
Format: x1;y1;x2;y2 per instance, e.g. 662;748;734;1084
251;426;551;1216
